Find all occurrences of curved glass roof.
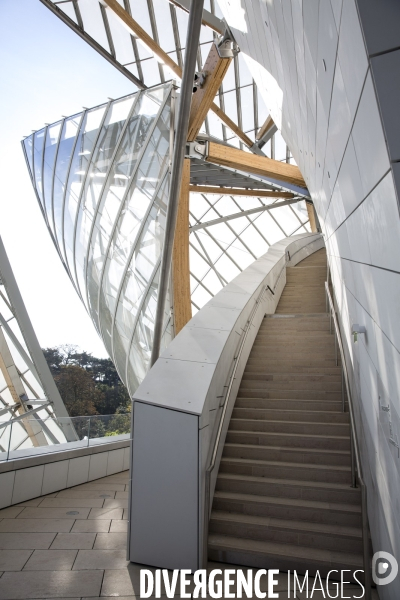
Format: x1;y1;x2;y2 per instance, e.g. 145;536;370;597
41;0;295;160
23;1;312;393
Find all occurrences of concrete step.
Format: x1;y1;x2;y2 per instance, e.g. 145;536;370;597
217;473;360;505
239;380;342;392
209;511;363;554
231;407;349;423
208;533;363;577
234;398;344;411
229;418;349;436
223;442;351;466
226;429;351;451
212;490;362;527
219;457;351;485
236;388;343;400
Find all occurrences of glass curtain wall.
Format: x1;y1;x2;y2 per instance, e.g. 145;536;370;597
23;83;173;395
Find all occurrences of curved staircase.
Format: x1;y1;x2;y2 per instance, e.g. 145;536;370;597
208;248;364;576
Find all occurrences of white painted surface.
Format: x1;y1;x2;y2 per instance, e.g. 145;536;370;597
216;2;400;596
129;233;323;569
0;441;129;509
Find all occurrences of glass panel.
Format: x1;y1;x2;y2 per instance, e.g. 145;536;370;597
63;105;107;279
23;135;34;179
86;88;166;329
74;96;136;300
52;114;82;259
33;129;46;206
78;0;110;51
42;121;62;235
112;172;168;380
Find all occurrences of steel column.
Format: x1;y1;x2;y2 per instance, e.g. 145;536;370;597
150;0;205;366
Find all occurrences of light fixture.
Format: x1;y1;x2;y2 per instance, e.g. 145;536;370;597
351;324;366;343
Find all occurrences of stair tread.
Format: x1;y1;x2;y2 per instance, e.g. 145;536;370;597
224;442;350;456
210;510;362;538
230;418;350;426
214;489;361;510
228;429;350;440
217;472;360;493
221;456;351;472
208;534;363;565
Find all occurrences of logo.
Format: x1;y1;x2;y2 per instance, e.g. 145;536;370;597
372;551;398;586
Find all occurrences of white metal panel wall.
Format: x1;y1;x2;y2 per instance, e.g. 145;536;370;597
217;2;400;597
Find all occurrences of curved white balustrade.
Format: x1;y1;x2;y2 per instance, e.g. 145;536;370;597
128;232;323;570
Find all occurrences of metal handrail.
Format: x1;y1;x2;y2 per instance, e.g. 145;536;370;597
201;246;302;566
202;279;268;566
325;282;371;597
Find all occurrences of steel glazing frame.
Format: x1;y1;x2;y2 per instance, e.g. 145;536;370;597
39;0;293;162
23;84;175;396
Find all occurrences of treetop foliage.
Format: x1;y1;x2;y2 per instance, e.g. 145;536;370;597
43;344;131;418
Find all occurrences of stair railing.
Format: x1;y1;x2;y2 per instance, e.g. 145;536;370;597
201;246;307;567
325;281;372;598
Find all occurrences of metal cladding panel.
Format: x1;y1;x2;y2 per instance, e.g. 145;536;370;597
129;401;199;570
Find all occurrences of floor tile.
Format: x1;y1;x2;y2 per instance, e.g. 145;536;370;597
74;549;128;570
0;507;25;519
0;570;103;599
0;550;32;571
80;483;126;491
40;498;104;508
101;568;140;597
110;520;128;533
0;532;56;549
50;532;96;550
71;520;111;533
55;490;116;499
23;549;78;571
0;519;74;533
14;498;45;507
88;507;123;520
115;491;129;499
103;498;128;509
17;507;90;520
94;532;127;550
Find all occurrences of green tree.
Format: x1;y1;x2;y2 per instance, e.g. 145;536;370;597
43;345;131;417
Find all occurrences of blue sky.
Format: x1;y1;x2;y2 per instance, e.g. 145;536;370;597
0;0;137;357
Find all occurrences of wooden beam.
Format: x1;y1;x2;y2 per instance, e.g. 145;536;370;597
103;0;182;78
210;102;253;147
102;0;254;148
189;185;294;198
256;115;275;141
188;44;232;142
206;141;306;188
306;202;318;232
172;159;192;334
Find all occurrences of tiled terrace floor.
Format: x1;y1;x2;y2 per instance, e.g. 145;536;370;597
0;471;378;599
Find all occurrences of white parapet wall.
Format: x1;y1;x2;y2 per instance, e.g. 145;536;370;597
128;232;324;571
0;438;130;508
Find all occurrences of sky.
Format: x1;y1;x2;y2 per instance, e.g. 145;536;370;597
0;0;137;358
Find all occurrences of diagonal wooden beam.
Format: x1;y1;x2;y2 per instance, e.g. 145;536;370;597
256;115;275;141
306;202;318;232
189;185;294;198
172;159;192;334
206;141;306;188
187;43;232;142
102;0;254;148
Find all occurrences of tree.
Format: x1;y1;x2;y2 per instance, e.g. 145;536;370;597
54;365;101;417
43;345;131;417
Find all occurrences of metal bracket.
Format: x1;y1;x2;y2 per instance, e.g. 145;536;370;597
215;29;239;58
185;140;208;160
193;71;207;93
249;143;266;157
